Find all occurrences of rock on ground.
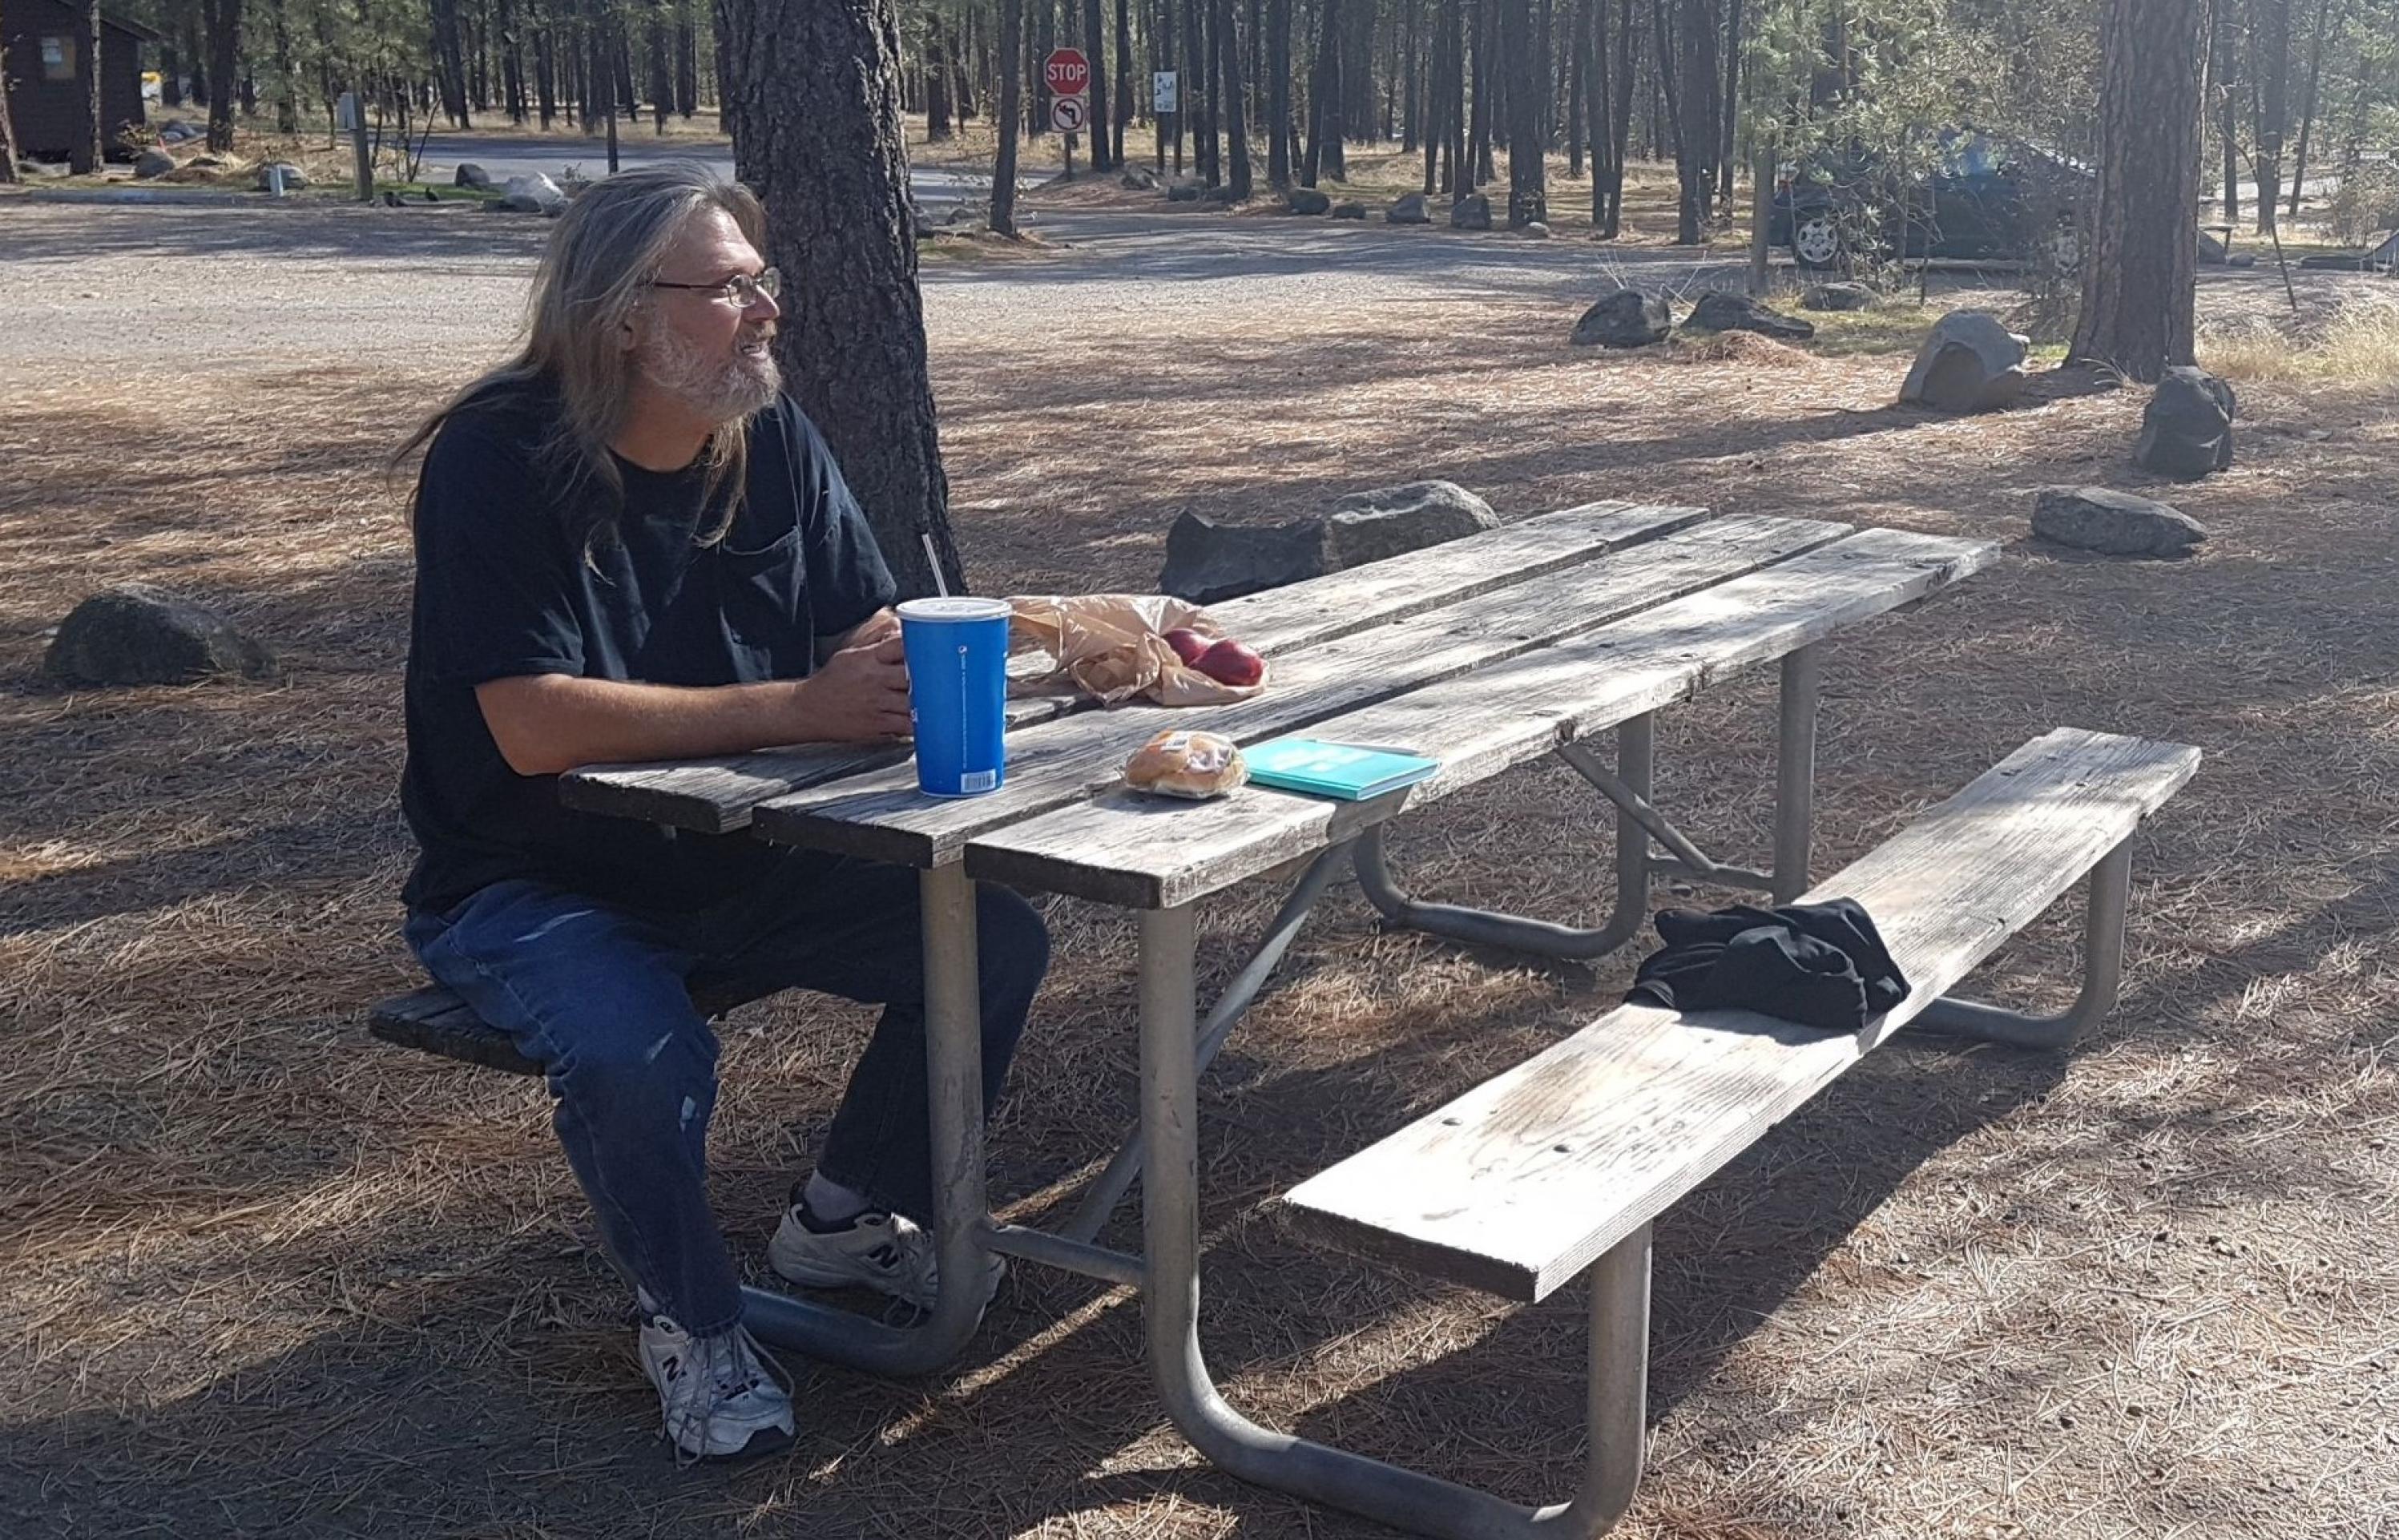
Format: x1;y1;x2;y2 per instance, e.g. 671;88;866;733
1801;281;1874;312
1899;309;2030;413
2032;486;2208;556
43;584;277;686
1571;289;1672;348
1683;290;1815;340
2135;366;2237;478
1325;481;1500;567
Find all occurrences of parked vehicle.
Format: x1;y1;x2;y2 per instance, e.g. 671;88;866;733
1768;133;2093;272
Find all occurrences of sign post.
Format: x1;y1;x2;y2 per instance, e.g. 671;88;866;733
1045;48;1091;179
1152;72;1178;175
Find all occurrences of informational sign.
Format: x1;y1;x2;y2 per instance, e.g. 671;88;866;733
1153;71;1179;115
336;91;361;132
1044;48;1091;99
1050;94;1090;135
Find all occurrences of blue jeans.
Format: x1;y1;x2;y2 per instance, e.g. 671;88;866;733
405;852;1049;1336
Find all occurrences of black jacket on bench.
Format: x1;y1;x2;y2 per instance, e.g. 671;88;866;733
1627;898;1911;1032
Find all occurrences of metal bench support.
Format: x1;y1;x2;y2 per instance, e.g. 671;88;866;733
1140;903;1651;1539
1355;642;1826;961
1910;839;2132;1052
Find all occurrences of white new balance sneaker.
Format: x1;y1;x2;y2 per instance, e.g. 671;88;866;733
637;1312;795;1463
767;1195;1002;1314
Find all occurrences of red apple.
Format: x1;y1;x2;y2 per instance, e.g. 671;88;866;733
1163;627;1212;667
1195;638;1265;687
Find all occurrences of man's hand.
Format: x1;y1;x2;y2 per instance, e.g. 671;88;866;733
841;607;903;649
791;631;913;742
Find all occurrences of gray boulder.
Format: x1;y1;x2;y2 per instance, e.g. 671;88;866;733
495;172;569;215
2135;366;2236;478
1900;310;2030;413
1287;187;1333;216
454;162;494;189
1120;164;1159;190
1165;181;1204;203
1522;220;1551;239
256;161;308;191
1332;200;1367;220
1159;511;1329;603
1571;289;1672;348
1326;481;1500;568
1387;192;1432;224
1801;281;1874;312
2033;487;2207;557
1450;193;1492;230
1683;290;1815;340
1204;183;1244;204
43;584;276;686
133;149;176;179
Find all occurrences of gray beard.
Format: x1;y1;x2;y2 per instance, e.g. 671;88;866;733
642;326;781;424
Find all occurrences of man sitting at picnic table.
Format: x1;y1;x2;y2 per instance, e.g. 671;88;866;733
393;164;1050;1462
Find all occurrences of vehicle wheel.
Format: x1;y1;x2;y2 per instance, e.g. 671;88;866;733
1790;210;1844;270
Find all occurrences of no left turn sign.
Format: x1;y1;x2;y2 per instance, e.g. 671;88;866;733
1050;95;1089;134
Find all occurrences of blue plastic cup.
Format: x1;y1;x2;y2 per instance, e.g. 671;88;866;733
897;597;1013;798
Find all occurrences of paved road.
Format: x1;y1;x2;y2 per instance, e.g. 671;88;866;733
0;191;2381;381
416;131;990;212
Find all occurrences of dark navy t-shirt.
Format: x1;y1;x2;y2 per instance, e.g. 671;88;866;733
399;384;896;917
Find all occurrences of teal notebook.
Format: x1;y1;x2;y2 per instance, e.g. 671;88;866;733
1242;738;1441;800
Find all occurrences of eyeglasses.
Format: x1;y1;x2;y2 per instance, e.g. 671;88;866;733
650;267;782;308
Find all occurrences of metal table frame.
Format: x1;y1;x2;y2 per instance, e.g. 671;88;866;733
711;633;2112;1535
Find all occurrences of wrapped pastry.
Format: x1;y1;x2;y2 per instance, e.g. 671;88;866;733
1123;730;1248;800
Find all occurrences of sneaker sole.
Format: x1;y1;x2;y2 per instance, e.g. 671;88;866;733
765;1222;921;1297
671;1418;796;1464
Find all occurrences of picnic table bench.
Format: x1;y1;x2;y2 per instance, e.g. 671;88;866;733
368;501;2195;1537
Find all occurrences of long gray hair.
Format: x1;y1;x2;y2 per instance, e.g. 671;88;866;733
395;163;767;550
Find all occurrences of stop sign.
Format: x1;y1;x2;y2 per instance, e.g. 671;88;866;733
1044;48;1091;98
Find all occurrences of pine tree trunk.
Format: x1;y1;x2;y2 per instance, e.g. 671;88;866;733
0;7;18;182
648;18;671;129
1083;0;1113;167
720;0;962;598
2213;0;2239;222
1186;0;1215;181
2285;0;2328;220
1565;0;1583;175
675;13;697;115
1268;0;1292;183
1218;0;1250;195
994;0;1025;230
202;0;241;153
926;8;954;139
2070;0;2203;381
1115;0;1132;163
2252;0;2288;232
1469;0;1494;185
267;0;299;131
433;0;471;127
72;0;103;173
1606;0;1632;228
1445;0;1468;197
1716;0;1739;205
536;24;557;127
1500;0;1542;224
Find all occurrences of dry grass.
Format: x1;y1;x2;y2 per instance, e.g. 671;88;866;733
2201;294;2399;387
4;220;2399;1538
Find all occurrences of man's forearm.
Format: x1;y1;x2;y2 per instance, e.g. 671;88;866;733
475;674;823;776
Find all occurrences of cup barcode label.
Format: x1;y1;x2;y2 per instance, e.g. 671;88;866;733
959;770;998;793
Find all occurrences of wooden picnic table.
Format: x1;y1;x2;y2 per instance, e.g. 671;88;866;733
557;502;1998;1534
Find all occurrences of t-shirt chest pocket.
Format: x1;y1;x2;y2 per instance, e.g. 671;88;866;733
712;526;812;666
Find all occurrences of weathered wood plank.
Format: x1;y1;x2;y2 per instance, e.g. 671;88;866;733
966;527;1998;909
749;516;1852;866
1281;728;2201;1302
556;501;1703;834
